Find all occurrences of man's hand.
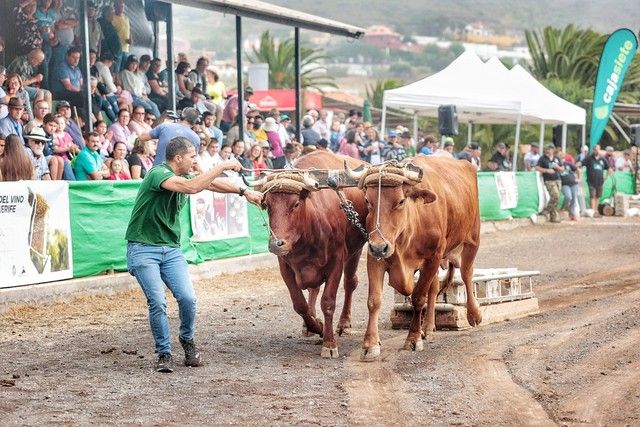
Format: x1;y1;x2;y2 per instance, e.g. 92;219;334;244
243;189;263;205
34;74;43;83
221;159;242;172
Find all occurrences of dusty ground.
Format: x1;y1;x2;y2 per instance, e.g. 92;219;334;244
1;217;639;426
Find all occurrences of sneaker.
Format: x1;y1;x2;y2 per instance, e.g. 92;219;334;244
155;353;174;373
180;337;203;367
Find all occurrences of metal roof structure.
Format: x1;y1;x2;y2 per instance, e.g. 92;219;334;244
160;0;366;39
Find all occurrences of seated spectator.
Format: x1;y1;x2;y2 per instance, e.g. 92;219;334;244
7;48;51;108
174;61;191;101
94;120;113;158
219;143;232;161
108;109;134;152
144;111;157;127
128;105;151;136
24;128;52;180
0;66;7;119
25;100;51;134
435;137;455;158
93;52;121;113
41;113;66;180
51;46;84;107
0;98;25;140
177;87;208;114
200;111;223;145
251;114;268;142
221;86;253;132
199;137;222;171
363;127;383;164
3;73;33;121
74;132;109;180
231;138;252;175
108;158;131;180
137;55;152;98
206;70;226;106
262;117;284;159
272;143;296;169
53;114;80;162
104;141;130;174
54;101;84;149
127;137;155;179
119;55;160;117
0;134;35;180
188;56;209;93
146;58;169;112
301;115;321;147
248;143;268;178
90;77;116;122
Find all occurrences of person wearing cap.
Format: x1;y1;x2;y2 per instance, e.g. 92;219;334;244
383;130;407;161
603;146;616;170
24;128;52;180
280;114;297;142
536;144;564;223
0;98;25;140
487;142;512;171
581;144;611;217
434;137;455;158
120;55;161;117
138;107;202;166
523;143;541;171
221;86;253;133
399;131;416;157
301;115;321;147
456;142;481;171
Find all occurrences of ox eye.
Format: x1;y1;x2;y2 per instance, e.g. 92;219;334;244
292;201;300;209
395;199;406;209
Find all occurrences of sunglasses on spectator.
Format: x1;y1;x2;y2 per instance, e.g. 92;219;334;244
30;140;45;145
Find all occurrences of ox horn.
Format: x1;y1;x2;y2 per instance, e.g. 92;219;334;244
250;172;271;188
344;160;367;180
402;163;424;182
302;172;320;190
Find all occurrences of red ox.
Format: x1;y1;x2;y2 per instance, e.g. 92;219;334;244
255;150;368;358
347;156;482;361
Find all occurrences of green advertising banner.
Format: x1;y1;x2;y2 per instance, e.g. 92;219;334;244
589;28;638;150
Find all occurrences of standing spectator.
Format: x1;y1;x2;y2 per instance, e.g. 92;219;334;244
338;130;361;160
383;130;407;161
0;134;34;181
487;143;512;171
300;115;321;147
399;131;416;157
536;144;564;223
329;119;342;152
312;109;330;140
24;128;52;180
435;137;455;157
523;143;541;171
86;1;102;54
603;146;616;170
221;86;253;132
456;142;481;171
7;48;51;107
98;6;122;69
146;58;169;112
138;107;201;166
207;70;226;106
4;74;33;122
109;109;134;152
51;46;84;107
51;0;78;70
417;134;436;155
0;98;25;140
363;127;383;164
35;0;58;89
582;144;610;217
560;157;581;221
16;1;43;56
615;150;633;172
75;132;109;180
120;55;160;117
280;114;296;142
112;0;131;71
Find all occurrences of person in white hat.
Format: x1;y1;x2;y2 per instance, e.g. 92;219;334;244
24;127;52;180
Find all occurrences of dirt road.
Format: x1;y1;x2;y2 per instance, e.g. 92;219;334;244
1;217;639;426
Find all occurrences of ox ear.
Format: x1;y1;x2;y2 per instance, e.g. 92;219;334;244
406;188;437;204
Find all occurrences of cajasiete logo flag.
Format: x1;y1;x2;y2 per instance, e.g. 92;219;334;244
589;29;638;151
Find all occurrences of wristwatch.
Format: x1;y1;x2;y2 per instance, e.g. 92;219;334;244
238;186;247;197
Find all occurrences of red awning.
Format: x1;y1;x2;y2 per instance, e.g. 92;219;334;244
228;89;323;112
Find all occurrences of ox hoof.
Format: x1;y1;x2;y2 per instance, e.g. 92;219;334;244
403;339;424;352
425;332;436;343
467;313;483;327
321;346;340;359
302;325;314;337
337;325;352;336
360;345;381;362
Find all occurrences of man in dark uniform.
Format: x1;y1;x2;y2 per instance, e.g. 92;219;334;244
536;144;564;223
581;144;610;217
487;142;512;171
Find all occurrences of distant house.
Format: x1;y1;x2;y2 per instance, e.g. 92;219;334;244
363;25;403;49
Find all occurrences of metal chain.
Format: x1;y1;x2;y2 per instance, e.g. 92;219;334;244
339;198;368;240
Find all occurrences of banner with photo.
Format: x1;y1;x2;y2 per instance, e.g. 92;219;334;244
0;181;73;288
493;171;518;210
190;178;249;242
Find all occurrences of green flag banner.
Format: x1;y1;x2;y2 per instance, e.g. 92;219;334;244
589;28;638;151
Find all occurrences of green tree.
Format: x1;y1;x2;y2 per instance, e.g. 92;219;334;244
366;79;405;109
247;31;336;91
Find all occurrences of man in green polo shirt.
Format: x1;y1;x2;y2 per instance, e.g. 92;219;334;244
126;136;262;373
75;132;108;180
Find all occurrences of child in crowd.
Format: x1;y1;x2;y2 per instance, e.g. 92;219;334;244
95;120;114;158
53;115;79;161
108;159;131;181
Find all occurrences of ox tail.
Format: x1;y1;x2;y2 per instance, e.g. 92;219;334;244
437;262;456;297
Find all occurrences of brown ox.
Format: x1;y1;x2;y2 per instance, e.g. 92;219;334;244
257;150;367;358
348;156;481;361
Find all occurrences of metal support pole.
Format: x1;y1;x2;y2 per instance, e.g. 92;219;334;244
412;113;418;144
582;124;586;151
166;4;176;112
294;27;302;144
467;121;473;146
380;97;387;137
512;112;522;172
79;0;92;132
561;123;567;153
539;122;545;146
236;15;244;142
153;21;160;59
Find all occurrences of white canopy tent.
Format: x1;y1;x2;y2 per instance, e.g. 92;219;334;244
381;51;587;171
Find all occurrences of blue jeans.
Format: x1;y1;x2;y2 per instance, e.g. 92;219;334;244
562;183;580;217
127;242;196;355
132;96;161;117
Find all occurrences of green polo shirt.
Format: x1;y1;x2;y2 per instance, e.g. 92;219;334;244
125;163;190;247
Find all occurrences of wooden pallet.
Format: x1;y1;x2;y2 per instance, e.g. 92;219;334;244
390;268;541;330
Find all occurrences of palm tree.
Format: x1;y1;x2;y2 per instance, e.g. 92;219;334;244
366;79;405;109
246;31;336;91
